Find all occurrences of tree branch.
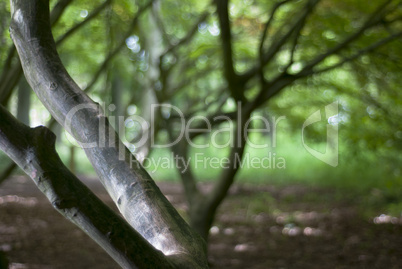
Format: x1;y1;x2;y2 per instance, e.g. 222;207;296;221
258;0;293;60
249;73;297;113
56;0;111;45
283;0;317;71
298;0;394;76
0;105;174;269
9;0;207;268
300;31;402;77
240;0;398;111
243;0;319;83
160;11;210;60
156;9;211;90
49;0;74;26
215;0;243;101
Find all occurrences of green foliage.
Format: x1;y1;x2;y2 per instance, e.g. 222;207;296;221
1;0;401;210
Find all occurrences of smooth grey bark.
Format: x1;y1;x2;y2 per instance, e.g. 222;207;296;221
9;0;207;268
0;105;174;269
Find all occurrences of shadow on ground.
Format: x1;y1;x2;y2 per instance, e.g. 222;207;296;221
0;176;401;268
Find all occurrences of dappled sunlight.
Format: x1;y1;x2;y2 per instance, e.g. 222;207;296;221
208;184;402;268
373;214;401;225
209;226;219;235
1;0;402;267
0;196;37;207
274;223;323;237
0;177;401;268
9;263;53;269
282;224;302;236
0;226;17;236
274;210;325;228
303;227;323;236
212;184;401;259
210;226;237;236
234;243;254;252
223;227;235;236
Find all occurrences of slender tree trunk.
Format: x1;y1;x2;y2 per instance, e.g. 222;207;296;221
188;108;250;242
9;0;208;268
0;105;174;269
189;202;217;241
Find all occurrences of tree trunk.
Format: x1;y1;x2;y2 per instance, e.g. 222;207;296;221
9;0;208;268
189;202;217;242
0;105;174;269
188;106;250;242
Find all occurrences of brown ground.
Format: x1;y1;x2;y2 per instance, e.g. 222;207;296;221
0;176;401;269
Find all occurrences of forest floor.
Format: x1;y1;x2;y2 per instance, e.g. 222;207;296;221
0;175;401;269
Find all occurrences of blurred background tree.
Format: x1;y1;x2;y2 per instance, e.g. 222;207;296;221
0;0;401;245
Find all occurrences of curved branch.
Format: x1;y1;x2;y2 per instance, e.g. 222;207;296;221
258;0;293;59
160;11;210;59
9;0;207;268
0;105;173;269
299;31;402;77
298;0;394;76
49;0;74;26
243;0;319;83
